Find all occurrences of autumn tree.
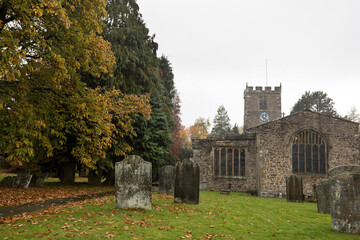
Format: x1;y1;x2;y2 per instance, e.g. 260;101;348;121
189;117;211;139
179;126;193;161
290;91;339;117
211;105;232;137
0;1;151;183
170;90;182;163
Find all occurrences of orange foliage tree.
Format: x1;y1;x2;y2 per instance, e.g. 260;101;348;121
0;0;150;172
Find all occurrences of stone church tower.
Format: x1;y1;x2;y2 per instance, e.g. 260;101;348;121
243;84;282;129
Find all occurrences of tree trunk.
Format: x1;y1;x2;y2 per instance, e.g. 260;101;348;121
60;160;76;185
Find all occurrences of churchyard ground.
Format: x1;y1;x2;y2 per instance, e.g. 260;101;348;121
0;187;359;239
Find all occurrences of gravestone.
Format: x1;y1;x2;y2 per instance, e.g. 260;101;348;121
16;172;32;188
0;172;32;188
34;172;49;187
329;165;360;233
174;158;200;204
0;176;16;187
115;155;152;210
314;179;330;214
286;175;303;203
328;165;360;177
88;167;103;186
158;165;175;194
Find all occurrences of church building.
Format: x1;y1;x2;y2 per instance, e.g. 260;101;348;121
192;84;360;197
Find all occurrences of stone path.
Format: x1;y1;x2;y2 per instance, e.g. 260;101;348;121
0;191;114;218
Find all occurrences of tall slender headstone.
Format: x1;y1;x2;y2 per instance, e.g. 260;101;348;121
314;179;330;214
158;165;175;194
115;155;152;210
174;158;200;204
329;165;360;233
286;175;303;203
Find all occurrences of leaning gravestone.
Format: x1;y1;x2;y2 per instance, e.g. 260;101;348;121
329;165;360;233
286;175;303;203
0;172;32;188
115;155;152;210
174;158;200;204
158;165;175;194
314;179;330;214
15;172;32;189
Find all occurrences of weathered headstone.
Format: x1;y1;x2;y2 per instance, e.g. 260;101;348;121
158;165;175;194
314;179;330;214
328;165;360;178
0;172;32;188
115;155;152;210
88;167;103;186
174;158;200;204
286;175;303;203
329;165;360;233
0;176;16;187
16;172;32;188
33;172;49;187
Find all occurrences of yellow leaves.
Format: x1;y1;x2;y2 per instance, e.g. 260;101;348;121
36;120;46;128
32;7;43;17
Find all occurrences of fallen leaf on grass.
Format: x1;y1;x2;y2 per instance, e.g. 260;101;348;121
180;230;192;239
105;231;116;238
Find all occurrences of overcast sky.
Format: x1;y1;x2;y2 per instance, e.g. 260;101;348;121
137;0;360;128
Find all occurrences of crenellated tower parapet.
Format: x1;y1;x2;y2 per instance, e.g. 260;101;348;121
244;83;282;130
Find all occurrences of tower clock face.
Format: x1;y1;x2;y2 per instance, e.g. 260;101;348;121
260;112;270;122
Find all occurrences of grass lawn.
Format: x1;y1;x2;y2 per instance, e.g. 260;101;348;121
0;190;358;239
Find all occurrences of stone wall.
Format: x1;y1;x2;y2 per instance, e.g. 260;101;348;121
192;134;257;193
257;111;359;197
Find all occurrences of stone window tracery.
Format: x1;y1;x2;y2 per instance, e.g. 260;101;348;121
291;130;327;174
213;148;245;177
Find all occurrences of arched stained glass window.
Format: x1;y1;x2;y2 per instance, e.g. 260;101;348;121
291;130;327;174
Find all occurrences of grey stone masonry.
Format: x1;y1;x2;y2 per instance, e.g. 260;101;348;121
115;155;152;210
174;158;200;204
330;165;360;233
286;175;303;202
314;179;330;214
158;165;175;194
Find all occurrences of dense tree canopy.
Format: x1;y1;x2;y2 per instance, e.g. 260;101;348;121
0;0;151;172
211;105;231;137
84;0;178;178
290;91;339;117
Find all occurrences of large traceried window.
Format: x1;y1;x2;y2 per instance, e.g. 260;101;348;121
292;130;327;174
214;148;245;177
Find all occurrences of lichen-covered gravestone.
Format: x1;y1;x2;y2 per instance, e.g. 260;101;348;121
115;155;152;210
286;175;303;203
314;179;330;214
329;165;360;233
158;165;175;194
174;158;200;204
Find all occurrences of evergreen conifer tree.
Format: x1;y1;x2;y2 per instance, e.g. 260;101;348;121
211;105;231;137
